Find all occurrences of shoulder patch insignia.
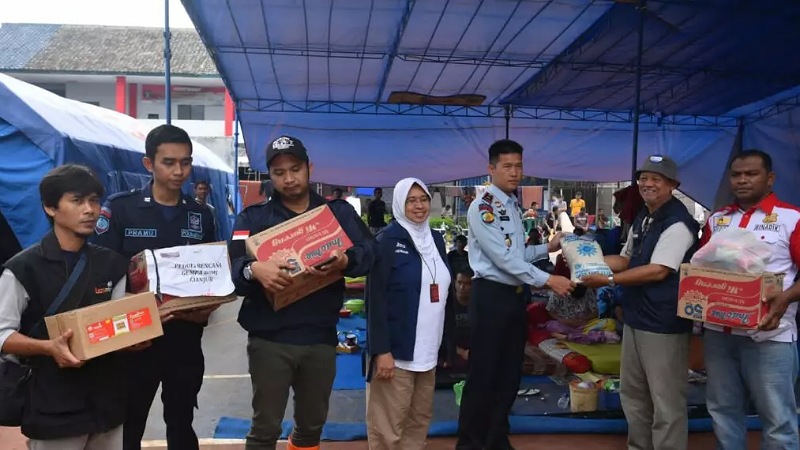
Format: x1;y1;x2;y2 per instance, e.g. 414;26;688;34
478;203;492;213
481;211;495;224
95;216;110;235
481;192;494;204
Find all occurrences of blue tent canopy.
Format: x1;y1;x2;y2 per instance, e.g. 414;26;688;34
0;74;236;248
182;0;800;208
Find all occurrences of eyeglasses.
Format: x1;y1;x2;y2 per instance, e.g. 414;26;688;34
405;196;430;206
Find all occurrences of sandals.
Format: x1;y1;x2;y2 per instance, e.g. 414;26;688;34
517;388;541;397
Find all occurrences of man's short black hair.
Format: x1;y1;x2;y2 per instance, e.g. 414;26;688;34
455;267;474;278
374;187;382;194
488;139;523;166
195;180;210;190
145;124;193;160
40;165;104;222
333;187;343;194
454;234;467;244
730;149;773;172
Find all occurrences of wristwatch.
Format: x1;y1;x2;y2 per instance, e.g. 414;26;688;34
243;263;254;281
608;275;616;287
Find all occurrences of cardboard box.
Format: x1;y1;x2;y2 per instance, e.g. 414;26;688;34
128;242;238;313
246;205;354;310
677;264;784;329
45;292;163;360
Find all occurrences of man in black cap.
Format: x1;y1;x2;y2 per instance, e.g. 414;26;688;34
582;155;698;450
228;135;377;450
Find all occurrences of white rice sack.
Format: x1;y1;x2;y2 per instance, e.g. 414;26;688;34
690;227;771;274
561;233;612;281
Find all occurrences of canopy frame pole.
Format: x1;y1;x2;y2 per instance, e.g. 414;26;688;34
164;0;172;124
631;0;647;179
233;108;241;214
504;105;511;139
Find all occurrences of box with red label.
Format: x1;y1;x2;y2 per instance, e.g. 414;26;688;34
44;292;163;360
245;205;354;310
128;242;238;313
677;264;784;329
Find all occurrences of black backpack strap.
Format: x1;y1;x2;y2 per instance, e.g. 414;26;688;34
28;251;87;336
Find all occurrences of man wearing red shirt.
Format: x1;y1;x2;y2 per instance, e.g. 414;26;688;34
700;150;800;450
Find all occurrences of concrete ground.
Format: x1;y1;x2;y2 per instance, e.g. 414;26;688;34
0;426;763;449
0;299;780;449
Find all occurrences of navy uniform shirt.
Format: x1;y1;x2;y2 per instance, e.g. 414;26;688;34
229;191;377;345
467;184;550;287
93;182;217;260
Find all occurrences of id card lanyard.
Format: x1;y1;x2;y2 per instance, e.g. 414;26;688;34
420;254;440;303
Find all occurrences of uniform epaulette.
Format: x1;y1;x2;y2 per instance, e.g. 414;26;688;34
241;200;270;213
106;189;140;202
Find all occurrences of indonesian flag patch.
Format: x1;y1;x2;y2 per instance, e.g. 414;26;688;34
232;230;249;241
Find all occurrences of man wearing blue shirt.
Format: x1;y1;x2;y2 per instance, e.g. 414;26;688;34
456;139;574;450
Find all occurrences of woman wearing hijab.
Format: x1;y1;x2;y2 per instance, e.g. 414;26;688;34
365;178;451;450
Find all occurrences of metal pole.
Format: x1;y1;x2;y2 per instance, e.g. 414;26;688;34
233;109;241;213
164;0;172;124
630;0;646;179
504;105;511;139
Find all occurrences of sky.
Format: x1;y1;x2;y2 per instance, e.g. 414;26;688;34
0;0;196;28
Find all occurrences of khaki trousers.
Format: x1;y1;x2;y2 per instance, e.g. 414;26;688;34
366;367;435;450
620;325;690;450
28;425;123;450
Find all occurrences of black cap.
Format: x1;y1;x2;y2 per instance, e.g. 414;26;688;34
266;136;309;168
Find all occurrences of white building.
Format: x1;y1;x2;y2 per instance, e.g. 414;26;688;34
0;23;239;166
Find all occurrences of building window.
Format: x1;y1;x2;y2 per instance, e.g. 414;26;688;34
177;104;205;120
147;113;159;119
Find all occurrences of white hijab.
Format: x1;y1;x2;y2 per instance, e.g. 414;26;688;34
392;178;437;260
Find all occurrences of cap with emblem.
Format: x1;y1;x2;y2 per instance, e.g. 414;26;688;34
636;154;680;186
266;136;309;168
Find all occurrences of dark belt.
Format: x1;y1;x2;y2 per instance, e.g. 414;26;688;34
474;278;525;294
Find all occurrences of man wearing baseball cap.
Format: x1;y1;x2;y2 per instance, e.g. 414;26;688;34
582;155;699;450
228;136;377;450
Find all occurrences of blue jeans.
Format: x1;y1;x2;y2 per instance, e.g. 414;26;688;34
704;330;799;450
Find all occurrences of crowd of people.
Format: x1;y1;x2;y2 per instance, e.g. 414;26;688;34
0;123;798;450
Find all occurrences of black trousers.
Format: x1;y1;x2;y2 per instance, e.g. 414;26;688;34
456;279;527;450
123;321;205;450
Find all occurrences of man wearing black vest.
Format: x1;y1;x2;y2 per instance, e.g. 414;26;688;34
582;155;698;450
0;165;132;449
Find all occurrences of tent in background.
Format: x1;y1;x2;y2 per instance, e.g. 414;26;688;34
0;73;236;248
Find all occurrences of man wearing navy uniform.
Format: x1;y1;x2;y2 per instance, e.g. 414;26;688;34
456;139;574;450
94;124;218;450
229;136;376;450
